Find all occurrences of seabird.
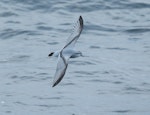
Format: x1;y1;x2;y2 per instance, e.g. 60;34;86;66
49;16;84;87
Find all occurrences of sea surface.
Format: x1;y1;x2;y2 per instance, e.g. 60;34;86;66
0;0;150;115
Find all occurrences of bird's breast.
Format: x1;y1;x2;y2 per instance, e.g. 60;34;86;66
62;49;75;57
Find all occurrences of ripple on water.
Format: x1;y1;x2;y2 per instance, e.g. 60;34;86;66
112;110;133;114
47;41;59;45
86;24;117;32
124;28;150;34
6;21;20;24
89;46;101;49
105;47;129;51
86;79;110;83
18;75;35;81
14;101;28;106
0;11;18;17
5;111;12;114
128;37;141;42
0;29;41;39
34;104;63;108
73;71;95;76
33;96;62;100
37;26;53;31
9;75;35;83
7;55;30;63
123;86;145;94
62;82;76;86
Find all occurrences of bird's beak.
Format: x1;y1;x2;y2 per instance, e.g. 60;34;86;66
48;54;51;57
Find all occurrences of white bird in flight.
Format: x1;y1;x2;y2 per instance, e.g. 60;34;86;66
49;16;84;87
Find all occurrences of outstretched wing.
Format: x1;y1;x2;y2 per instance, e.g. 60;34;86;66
52;16;84;87
52;51;68;87
64;16;83;49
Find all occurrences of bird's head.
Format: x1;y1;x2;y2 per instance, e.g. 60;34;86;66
48;52;54;57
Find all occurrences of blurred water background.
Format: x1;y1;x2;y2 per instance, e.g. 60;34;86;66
0;0;150;115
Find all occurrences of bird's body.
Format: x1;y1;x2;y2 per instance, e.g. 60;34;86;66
50;50;82;58
49;16;84;87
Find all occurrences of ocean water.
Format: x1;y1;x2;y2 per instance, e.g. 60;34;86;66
0;0;150;115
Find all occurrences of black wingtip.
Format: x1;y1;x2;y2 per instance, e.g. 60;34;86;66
52;84;56;87
52;64;68;88
52;75;65;87
79;16;83;29
52;80;59;87
79;15;82;19
52;81;59;87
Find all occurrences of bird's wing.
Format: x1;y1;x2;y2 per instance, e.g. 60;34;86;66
63;16;83;50
52;51;68;87
52;16;84;87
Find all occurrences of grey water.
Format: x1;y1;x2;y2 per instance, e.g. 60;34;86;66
0;0;150;115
